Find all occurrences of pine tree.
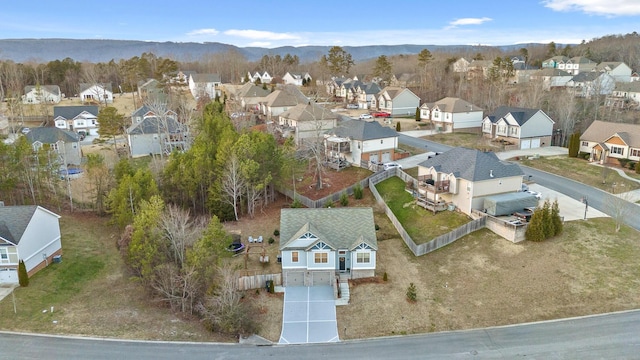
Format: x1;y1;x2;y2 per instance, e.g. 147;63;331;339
541;200;554;238
525;210;546;242
415;107;420;121
18;260;29;287
551;199;563;236
396;122;401;131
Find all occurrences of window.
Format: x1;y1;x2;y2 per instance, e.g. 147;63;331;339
356;252;370;263
0;248;7;260
291;251;298;262
314;252;328;263
631;149;640;158
611;146;624;155
582;141;589;147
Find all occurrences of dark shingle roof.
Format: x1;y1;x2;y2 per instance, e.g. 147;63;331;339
417;147;524;182
191;73;221;83
53;105;99;120
279;208;377;251
25;127;80;143
127;116;183;135
0;205;38;245
485;106;540;126
328;119;398;141
24;85;61;96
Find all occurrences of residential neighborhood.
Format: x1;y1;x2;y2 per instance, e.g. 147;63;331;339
1;26;640;355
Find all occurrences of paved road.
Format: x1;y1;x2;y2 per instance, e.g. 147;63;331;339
397;134;640;231
1;309;639;359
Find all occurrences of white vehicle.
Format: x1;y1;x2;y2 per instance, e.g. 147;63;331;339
346;104;359;109
383;162;402;171
359;113;373;119
526;190;542;199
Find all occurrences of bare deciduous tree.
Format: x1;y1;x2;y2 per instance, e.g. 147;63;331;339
160;204;203;268
221;153;245;221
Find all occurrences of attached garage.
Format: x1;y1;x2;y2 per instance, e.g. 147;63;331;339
0;268;18;284
531;138;541;148
520;139;531;149
285;271;305;287
381;152;391;163
311;271;332;286
369;153;379;164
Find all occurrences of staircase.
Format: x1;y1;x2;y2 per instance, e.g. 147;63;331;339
335;273;350;306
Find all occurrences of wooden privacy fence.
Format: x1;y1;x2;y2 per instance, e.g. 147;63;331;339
369;170;488;257
237;272;282;291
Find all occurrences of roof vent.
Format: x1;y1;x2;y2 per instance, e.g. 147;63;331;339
489;170;494;178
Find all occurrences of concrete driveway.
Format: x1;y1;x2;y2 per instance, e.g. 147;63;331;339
0;284;17;302
279;286;339;344
528;183;608;221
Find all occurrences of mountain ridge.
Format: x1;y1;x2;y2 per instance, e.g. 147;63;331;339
0;38;538;63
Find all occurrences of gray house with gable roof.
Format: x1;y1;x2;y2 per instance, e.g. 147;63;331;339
482;106;555;149
279;208;377;287
416;147;525;215
24;127;82;166
325;119;399;168
0;205;62;284
126;113;187;157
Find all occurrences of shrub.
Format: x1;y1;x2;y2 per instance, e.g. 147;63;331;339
551;199;563;236
18;260;29;287
619;158;631;168
340;192;349;206
268;237;275;244
629;162;636;171
273;229;280;236
353;183;364;199
375;223;380;231
406;283;417;302
396;122;401;131
324;201;334;208
383;272;388;281
291;198;303;208
637;161;640;174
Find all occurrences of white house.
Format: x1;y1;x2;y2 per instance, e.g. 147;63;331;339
22;85;62;104
482;106;555;149
188;73;222;100
53;105;100;136
282;72;312;86
79;83;113;104
594;62;632;83
277;103;338;146
610;82;640;108
0;205;62;284
246;71;272;84
355;82;381;109
324;119;399;169
416;147;525;215
279;208;377;287
376;86;420;116
24;127;82;166
420;97;483;133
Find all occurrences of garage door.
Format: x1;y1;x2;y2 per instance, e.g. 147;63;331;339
311;271;332;286
369;154;379;164
286;271;305;286
381;152;391;163
521;139;531;149
531;138;541;148
0;268;18;284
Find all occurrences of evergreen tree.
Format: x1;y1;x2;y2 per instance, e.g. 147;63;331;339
396;122;401;131
18;260;29;287
415;107;420;121
551;199;563;236
541;200;554;238
525;209;546;242
568;132;580;157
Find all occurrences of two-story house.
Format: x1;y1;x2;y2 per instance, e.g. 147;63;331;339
324;119;399;168
580;120;640;164
277;103;338;146
419;97;483;133
24;127;82;166
416;147;525;215
482;106;555;149
53;105;99;136
127;106;187;157
282;72;312;86
355;82;381;110
189;73;222;100
594;61;632;83
566;72;615;97
376;87;420;116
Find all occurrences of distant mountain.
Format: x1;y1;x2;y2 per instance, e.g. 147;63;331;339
0;38;537;63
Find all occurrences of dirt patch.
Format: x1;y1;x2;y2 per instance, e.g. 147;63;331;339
293;166;371;200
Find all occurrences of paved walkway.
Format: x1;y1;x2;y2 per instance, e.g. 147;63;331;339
279;286;339;344
0;284;17;303
587;162;640;203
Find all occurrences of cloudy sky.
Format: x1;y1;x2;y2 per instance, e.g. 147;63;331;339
1;0;639;47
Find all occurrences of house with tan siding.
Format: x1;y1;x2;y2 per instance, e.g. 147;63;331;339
579;120;640;164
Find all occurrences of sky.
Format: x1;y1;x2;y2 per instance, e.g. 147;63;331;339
1;0;639;48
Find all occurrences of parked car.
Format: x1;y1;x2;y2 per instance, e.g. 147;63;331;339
372;111;391;118
383;162;402;171
359;114;373;119
346;104;359;109
526;190;542;199
20;127;30;134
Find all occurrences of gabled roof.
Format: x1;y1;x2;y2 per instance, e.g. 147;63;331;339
131;105;176;119
357;82;381;95
581;120;640;148
79;83;113;92
24;85;61;95
570;72;605;82
280;103;337;122
614;82;640;93
595;62;625;72
531;68;572;77
239;84;270;98
484;106;544;126
263;89;299;107
417;147;524;182
0;205;38;245
191;73;221;83
543;56;569;63
279;208;377;251
53;105;99;120
327;119;398;141
25;127;80;143
568;56;595;64
431;97;483;113
127;116;183;135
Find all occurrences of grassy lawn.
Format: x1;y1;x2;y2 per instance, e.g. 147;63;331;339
421;132;501;151
521;156;640;192
375;176;470;245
